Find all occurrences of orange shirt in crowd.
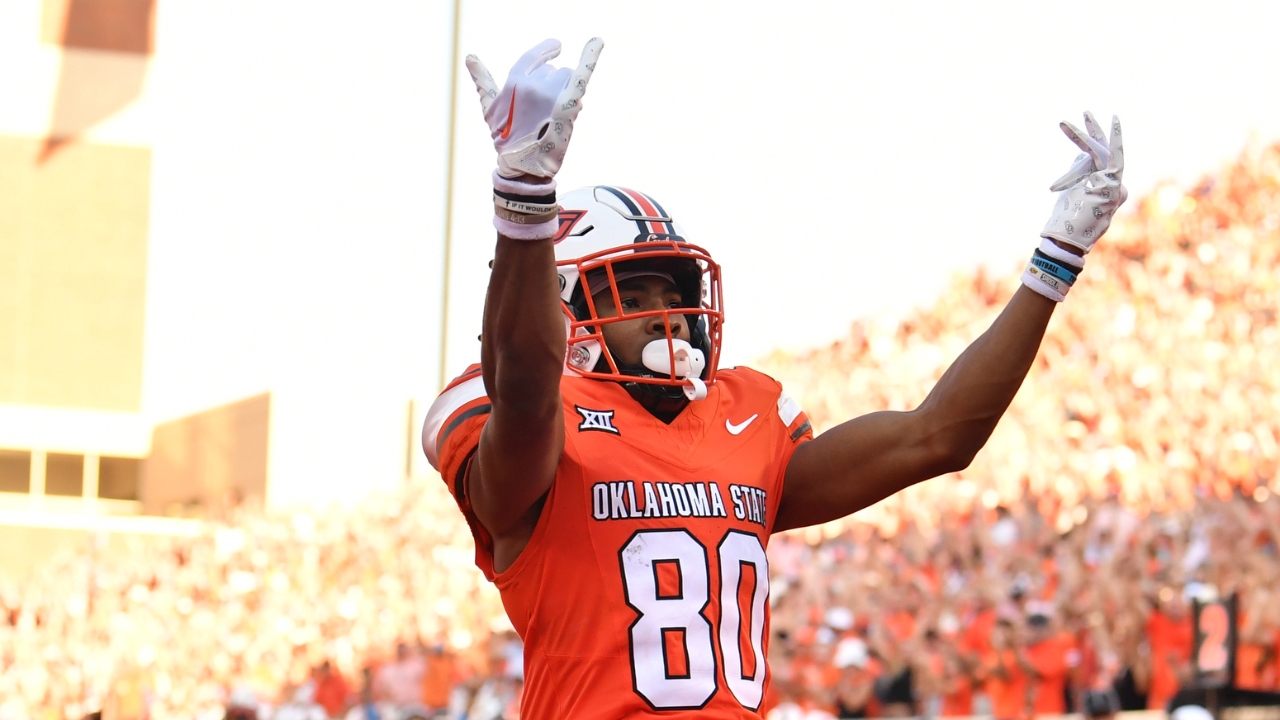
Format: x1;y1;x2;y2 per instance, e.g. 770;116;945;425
1146;610;1193;710
1237;611;1278;691
1075;629;1108;691
1039;557;1059;599
920;564;940;594
1273;628;1280;691
985;650;1028;720
1025;633;1074;715
793;655;841;716
940;672;974;717
883;611;917;643
1237;641;1271;690
960;609;997;657
422;650;457;709
314;671;350;718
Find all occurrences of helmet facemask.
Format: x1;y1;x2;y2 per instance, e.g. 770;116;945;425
562;241;723;408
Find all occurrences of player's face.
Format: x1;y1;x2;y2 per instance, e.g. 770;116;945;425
592;275;691;366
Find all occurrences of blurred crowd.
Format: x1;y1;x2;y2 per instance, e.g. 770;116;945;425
1;141;1278;720
0;482;507;720
7;485;1280;720
762;491;1280;719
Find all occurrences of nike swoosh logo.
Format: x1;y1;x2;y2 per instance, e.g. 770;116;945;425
726;414;758;436
500;87;517;140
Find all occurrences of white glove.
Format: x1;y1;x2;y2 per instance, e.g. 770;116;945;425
465;38;603;179
1041;112;1128;253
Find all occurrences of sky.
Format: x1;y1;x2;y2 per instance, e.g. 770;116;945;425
442;1;1280;380
6;0;1279;500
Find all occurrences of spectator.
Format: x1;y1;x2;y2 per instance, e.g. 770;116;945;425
985;619;1029;720
224;688;261;720
420;643;455;716
313;661;350;719
1146;592;1193;710
372;642;424;709
344;667;384;720
1022;605;1074;715
832;637;875;719
937;650;976;718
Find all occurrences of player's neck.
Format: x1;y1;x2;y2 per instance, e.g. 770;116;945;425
623;383;689;424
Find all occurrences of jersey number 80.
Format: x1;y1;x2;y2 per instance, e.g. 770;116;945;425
619;529;769;711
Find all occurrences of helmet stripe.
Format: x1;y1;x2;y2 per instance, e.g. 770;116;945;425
644;193;675;235
618;187;671;235
596;186;649;237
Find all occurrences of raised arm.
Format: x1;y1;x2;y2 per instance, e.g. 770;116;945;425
473;225;565;546
459;39;602;566
777;284;1058;530
776;113;1126;532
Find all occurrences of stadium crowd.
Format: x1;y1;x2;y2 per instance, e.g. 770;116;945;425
0;481;511;720
764;490;1280;719
6;485;1280;720
1;142;1278;720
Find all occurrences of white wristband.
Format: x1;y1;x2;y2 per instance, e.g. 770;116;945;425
493;170;557;197
494;215;559;240
1038;237;1085;271
1022;262;1068;302
491;171;558;240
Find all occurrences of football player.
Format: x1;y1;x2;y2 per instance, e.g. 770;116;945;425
424;38;1126;719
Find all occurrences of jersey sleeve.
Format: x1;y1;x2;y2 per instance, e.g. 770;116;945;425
775;388;814;446
422;364;498;580
424;364;486;472
772;385;814;509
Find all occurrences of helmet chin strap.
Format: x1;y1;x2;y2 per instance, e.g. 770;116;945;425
640;339;708;401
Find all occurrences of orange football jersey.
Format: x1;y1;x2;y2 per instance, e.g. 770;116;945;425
425;366;813;719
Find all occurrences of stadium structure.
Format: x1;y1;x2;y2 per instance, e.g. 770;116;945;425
0;1;439;576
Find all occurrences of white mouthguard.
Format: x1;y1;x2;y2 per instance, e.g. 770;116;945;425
641;339;708;400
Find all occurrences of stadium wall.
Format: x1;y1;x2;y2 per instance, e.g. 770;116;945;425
0;0;450;526
141;393;270;515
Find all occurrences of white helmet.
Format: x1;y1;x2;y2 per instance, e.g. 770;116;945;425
553;186;723;402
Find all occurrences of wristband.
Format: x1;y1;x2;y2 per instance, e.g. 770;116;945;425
1030;250;1079;286
493;170;556;197
1018;252;1080;299
1037;237;1085;272
492;171;559;240
494;189;558;216
1024;238;1086;302
1022;262;1067;302
493;213;558;240
495;205;558;225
